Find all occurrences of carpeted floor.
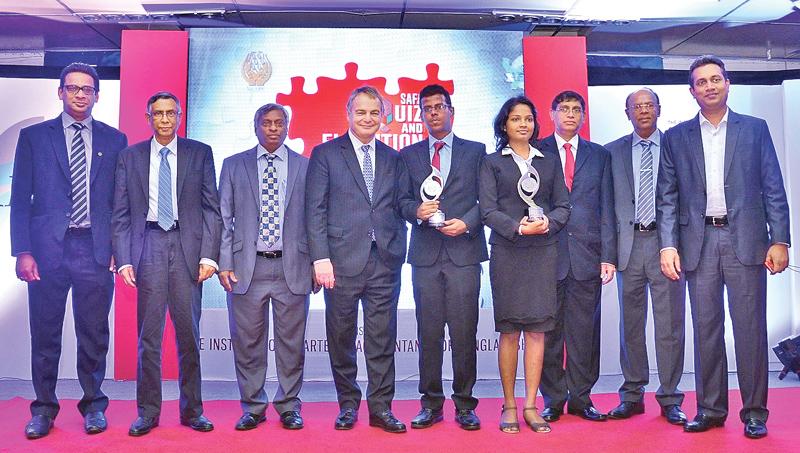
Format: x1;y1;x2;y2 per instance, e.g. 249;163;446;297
0;389;795;452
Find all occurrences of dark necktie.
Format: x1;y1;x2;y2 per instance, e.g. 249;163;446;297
69;123;88;224
260;153;280;246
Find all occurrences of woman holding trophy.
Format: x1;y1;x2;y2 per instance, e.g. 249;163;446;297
479;96;571;434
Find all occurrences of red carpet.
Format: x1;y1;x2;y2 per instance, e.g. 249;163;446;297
0;389;796;452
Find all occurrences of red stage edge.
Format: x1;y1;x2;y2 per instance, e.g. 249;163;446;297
523;36;591;140
114;30;190;380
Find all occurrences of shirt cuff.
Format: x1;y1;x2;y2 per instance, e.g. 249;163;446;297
660;247;678;253
117;264;133;272
200;258;218;271
314;258;331;265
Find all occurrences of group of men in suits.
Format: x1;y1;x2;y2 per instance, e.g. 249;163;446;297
11;55;790;441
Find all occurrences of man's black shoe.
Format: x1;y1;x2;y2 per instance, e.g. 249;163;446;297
410;408;443;429
128;416;159;436
455;409;481;430
684;414;725;433
180;414;214;432
608;401;645;419
368;410;407;433
567;406;608;421
25;415;54;440
541;407;563;422
280;410;304;430
334;408;358;430
84;411;107;434
744;418;767;439
234;412;265;431
661;405;687;425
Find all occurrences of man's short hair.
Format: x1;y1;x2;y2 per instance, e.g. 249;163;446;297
689;55;728;86
624;87;661;110
345;86;385;116
253;103;289;125
59;62;100;91
418;84;452;108
551;90;586;111
146;92;182;115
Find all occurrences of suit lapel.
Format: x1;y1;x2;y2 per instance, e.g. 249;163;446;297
135;141;150;202
622;134;635;196
444;136;465;192
371;142;388;202
176;138;190;202
284;146;300;207
688;115;707;188
724;110;741;181
574;137;591;175
340;137;371;203
244;147;260;206
48;118;70;181
89;121;104;185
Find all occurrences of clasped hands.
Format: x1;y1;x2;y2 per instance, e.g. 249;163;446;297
416;201;467;236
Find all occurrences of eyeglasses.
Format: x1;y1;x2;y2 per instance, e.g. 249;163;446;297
62;85;97;96
629;102;657;112
422;103;451;114
555;106;583;115
149;110;180;119
260;120;285;128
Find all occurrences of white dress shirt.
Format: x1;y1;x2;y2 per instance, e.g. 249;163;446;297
699;109;729;216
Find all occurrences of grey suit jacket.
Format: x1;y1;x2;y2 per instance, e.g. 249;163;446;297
305;133;407;277
112;137;222;280
218;146;313;295
398;135;488;267
657;110;790;271
606;131;664;271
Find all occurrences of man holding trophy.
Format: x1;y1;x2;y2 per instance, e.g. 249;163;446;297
398;84;488;430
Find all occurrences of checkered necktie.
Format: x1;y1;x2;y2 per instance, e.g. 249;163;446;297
157;147;174;231
260;153;280;246
69;123;88;224
636;140;655;226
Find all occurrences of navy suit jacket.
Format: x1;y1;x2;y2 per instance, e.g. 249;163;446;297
479;147;571;248
112;137;222;280
398;135;488;267
606;131;665;271
657;110;790;271
10;116;128;268
540;134;616;281
305;133;407;277
218;146;313;295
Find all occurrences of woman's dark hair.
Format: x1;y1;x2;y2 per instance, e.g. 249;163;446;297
493;95;539;152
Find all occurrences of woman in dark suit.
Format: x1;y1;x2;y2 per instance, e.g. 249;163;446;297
479;96;570;433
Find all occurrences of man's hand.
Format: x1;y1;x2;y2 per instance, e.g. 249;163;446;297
519;216;550;235
438;218;468;237
218;270;238;292
660;249;682;281
119;266;136;287
764;243;789;275
314;261;335;289
16;253;40;282
197;264;216;284
416;201;440;222
600;263;616;285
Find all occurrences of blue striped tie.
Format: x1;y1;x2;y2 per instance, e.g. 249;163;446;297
636;140;655;226
157;147;174;231
69;123;88;225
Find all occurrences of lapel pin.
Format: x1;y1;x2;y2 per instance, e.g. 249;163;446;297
97;152;103;157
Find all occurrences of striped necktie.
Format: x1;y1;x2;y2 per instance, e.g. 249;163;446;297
69;123;88;225
636;140;655;226
157;147;175;231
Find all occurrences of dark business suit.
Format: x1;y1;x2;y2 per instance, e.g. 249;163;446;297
538;134;617;411
10;115;127;418
657;111;790;422
305;133;407;415
398;136;487;411
218;146;311;415
607;132;685;407
112;137;221;419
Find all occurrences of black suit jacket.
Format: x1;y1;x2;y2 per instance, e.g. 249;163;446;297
398;135;488;267
540;134;616;281
305;133;407;277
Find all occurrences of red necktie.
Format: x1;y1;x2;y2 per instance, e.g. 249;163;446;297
432;141;444;170
563;142;575;191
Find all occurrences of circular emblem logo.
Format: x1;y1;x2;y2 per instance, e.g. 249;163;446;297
242;51;272;86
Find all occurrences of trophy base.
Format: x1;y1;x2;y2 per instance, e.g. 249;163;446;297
527;207;545;222
428;210;446;228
